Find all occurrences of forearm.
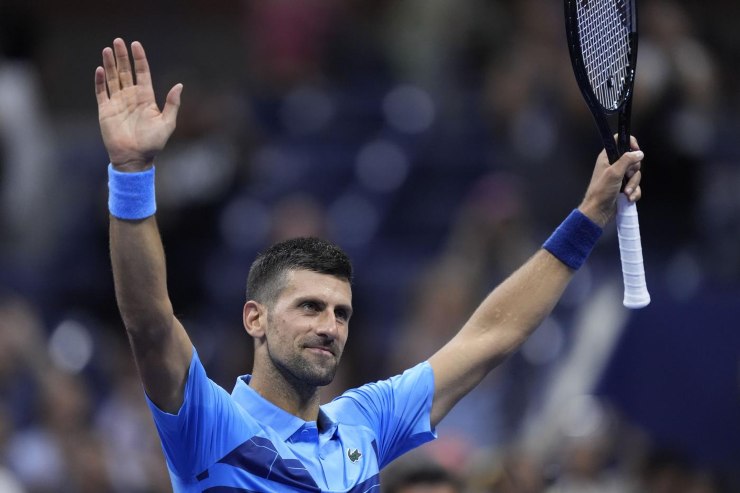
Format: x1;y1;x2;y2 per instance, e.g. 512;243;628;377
452;207;601;367
429;209;602;425
460;249;573;364
110;215;174;334
428;249;573;425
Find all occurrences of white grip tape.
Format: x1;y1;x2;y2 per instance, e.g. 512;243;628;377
616;194;650;308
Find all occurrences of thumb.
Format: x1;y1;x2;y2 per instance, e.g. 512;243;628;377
162;83;183;127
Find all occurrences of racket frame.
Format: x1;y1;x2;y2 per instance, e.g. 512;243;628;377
564;0;650;308
565;0;638;162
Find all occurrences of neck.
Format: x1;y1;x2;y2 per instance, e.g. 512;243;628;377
248;361;322;422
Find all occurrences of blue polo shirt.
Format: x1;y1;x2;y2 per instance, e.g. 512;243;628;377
146;349;437;492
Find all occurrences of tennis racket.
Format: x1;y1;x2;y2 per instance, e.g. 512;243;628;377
565;0;650;308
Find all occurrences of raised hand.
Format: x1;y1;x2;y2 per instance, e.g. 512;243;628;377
579;136;643;228
95;38;182;171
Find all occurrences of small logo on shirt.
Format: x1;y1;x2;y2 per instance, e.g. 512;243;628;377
347;448;362;463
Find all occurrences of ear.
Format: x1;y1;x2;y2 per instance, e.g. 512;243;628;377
243;300;266;338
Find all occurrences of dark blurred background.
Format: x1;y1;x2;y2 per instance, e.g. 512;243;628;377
0;0;738;492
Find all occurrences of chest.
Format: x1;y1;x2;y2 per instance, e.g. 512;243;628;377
197;423;380;492
289;425;380;492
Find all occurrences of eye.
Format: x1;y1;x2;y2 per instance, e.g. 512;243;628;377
300;301;320;313
335;309;350;323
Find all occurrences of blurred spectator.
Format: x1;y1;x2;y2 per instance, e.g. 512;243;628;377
94;336;170;493
382;459;464;493
544;435;637;493
481;0;596;228
0;295;48;427
244;0;342;91
637;449;695;493
630;0;719;253
442;172;537;289
6;369;93;492
0;405;25;492
0;2;57;276
466;447;545;493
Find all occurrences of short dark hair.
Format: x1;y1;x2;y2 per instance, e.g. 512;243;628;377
246;237;352;305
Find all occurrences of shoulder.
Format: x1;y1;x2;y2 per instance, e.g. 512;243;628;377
323;362;438;469
323;362;434;421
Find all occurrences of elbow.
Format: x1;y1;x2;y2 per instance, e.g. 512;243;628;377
471;322;534;371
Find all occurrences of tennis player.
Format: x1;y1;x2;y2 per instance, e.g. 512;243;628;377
96;38;643;492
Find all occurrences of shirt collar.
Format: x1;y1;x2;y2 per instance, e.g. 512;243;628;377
231;374;338;442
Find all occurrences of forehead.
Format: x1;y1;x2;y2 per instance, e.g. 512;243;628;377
278;269;352;303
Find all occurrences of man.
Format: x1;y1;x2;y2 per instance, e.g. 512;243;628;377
95;38;643;492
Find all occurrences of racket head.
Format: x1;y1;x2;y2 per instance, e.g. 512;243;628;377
565;0;638;158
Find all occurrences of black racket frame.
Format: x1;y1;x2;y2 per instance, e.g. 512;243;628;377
564;0;639;163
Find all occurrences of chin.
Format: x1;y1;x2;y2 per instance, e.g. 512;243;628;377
274;353;339;388
306;369;336;387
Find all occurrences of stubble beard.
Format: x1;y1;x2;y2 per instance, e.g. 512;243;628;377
265;314;342;390
274;350;339;389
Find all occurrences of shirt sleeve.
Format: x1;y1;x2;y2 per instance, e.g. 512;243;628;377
327;361;437;468
145;349;256;480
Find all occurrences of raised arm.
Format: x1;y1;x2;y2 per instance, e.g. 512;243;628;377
427;143;644;426
96;38;191;413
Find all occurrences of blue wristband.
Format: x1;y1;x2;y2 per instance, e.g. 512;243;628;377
543;209;603;270
108;164;157;220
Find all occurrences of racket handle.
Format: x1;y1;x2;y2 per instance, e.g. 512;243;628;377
616;194;650;308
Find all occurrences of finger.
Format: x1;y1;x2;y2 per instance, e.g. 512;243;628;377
162;83;183;127
102;46;120;94
625;161;642;179
626;185;641;202
131;41;152;89
612;149;643;177
113;38;134;88
623;170;642;196
95;66;109;104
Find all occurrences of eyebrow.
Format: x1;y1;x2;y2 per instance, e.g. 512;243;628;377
295;296;353;317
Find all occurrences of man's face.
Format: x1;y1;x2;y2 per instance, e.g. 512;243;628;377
264;269;352;388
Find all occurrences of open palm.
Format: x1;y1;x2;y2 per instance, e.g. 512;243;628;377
95;39;182;170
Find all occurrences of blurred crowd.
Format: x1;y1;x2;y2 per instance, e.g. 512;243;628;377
1;0;738;492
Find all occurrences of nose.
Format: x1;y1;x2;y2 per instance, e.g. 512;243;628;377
314;311;340;339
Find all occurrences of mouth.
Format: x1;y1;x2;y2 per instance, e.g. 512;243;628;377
305;346;335;357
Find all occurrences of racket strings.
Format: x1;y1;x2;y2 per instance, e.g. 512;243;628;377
577;0;633;110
